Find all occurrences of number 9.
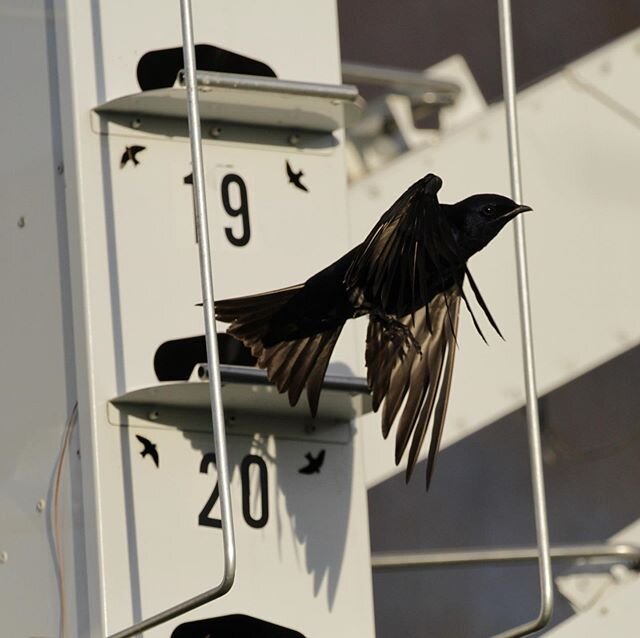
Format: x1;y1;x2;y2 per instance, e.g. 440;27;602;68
221;174;251;247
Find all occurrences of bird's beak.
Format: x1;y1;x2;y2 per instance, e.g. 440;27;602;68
511;204;532;216
500;204;532;220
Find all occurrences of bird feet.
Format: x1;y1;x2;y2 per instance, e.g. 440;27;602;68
374;313;422;357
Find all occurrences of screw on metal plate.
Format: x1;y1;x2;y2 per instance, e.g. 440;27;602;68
131;117;142;130
57;162;64;175
198;364;209;380
148;410;160;421
17;216;25;228
209;126;222;138
288;133;300;146
0;551;7;564
36;499;46;513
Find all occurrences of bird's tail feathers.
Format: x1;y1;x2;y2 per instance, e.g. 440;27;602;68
257;327;343;416
215;284;302;322
216;286;343;416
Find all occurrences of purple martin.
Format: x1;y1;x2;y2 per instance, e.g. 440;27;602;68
216;174;530;487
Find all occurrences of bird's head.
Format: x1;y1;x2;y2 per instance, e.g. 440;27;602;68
448;194;531;256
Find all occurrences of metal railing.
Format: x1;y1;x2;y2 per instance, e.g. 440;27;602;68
180;69;360;102
206;364;371;395
372;544;640;571
341;61;460;106
493;1;553;636
107;1;236;635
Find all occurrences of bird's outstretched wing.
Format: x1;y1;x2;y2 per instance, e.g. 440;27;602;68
347;173;464;487
365;290;460;487
345;174;461;320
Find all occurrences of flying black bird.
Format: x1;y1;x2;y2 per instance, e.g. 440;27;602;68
120;145;146;168
215;174;530;487
135;434;159;468
299;450;326;474
286;161;308;192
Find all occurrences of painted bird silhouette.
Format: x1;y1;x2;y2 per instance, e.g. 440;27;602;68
135;434;159;468
216;174;530;487
298;450;326;474
286;161;308;192
120;145;146;168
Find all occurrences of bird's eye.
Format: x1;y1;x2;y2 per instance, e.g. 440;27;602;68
482;205;496;216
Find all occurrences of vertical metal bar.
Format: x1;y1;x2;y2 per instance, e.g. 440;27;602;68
179;0;237;599
107;1;236;636
491;1;553;637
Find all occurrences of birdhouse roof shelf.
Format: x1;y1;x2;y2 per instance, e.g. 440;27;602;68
95;71;363;133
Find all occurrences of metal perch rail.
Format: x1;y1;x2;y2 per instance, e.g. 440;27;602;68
493;0;553;636
371;544;640;571
107;1;236;635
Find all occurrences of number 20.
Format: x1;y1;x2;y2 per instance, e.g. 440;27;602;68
199;452;268;529
221;174;251;247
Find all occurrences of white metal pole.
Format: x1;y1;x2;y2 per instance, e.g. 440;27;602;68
107;1;236;635
492;1;553;636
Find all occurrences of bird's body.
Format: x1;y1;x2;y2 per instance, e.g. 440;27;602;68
261;249;357;346
216;174;529;487
262;239;456;346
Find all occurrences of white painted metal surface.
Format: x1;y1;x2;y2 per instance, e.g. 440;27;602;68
0;4;83;637
96;72;361;133
548;518;640;636
548;571;640;636
110;379;371;426
1;1;375;637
